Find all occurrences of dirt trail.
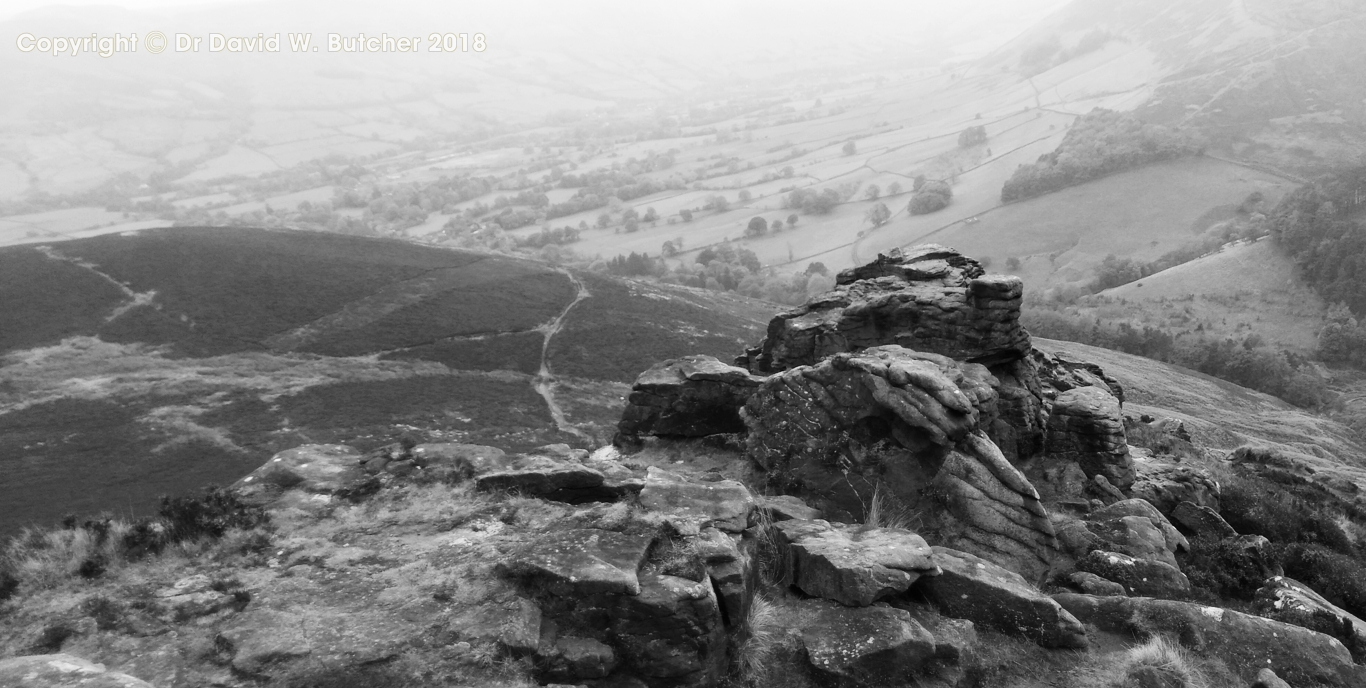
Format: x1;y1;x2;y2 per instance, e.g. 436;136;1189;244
533;269;592;442
34;245;156;321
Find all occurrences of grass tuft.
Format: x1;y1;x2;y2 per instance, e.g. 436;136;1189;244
731;594;782;686
1117;636;1207;688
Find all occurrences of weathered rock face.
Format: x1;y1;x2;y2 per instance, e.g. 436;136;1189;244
932;432;1060;581
746;346;999;474
1074;550;1190;599
1255;576;1366;661
638;467;755;533
1044;386;1134;490
1170;500;1237;539
1055;593;1365;687
233;444;366;498
616;355;765;443
743;345;1058;579
774;519;939;607
743;246;1030;374
496;470;765;687
502;527;730;688
986;357;1048;462
1129;455;1221;514
917;546;1087;649
0;654;156;688
1032;349;1126;406
1082;499;1189;568
801;604;939;688
463;444;643;503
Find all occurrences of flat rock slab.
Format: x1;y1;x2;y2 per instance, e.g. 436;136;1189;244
1076;550;1190;598
637;467;754;533
1055;593;1364;687
760;494;823;521
918;546;1087;649
500;528;654;596
234;444;365;495
411;443;507;472
775;519;939;607
475;455;607;499
0;654;154;688
802;604;937;688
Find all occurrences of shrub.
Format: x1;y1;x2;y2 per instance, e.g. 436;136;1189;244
156;487;269;547
1117;636;1206;688
1178;536;1271;601
1278;543;1366;621
1219;474;1353;554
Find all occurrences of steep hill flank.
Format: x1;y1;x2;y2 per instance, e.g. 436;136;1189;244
1065;238;1326;354
0;227;770;538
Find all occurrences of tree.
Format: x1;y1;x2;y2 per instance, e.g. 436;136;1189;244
679;208;693;222
738;189;752;202
578;220;589;231
864;185;881;201
624;219;640;233
661;240;679;257
770;219;783;232
805;261;829;276
865;202;891;227
909;180;953;215
958;125;988;148
643;207;658;222
887;182;902;196
745;216;769;238
1006;256;1021;271
842;141;857;156
912;175;927;191
596;213;611;229
787;213;799;226
621;207;639;223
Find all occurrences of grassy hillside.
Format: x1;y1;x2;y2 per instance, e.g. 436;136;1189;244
0;227;769;538
1037;337;1366;474
1086;238;1326;353
917;157;1294;293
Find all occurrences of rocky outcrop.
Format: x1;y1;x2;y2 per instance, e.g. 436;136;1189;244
742;246;1030;374
501;528;655;596
1253;668;1293;688
1170;500;1237;539
695;527;758;627
0;654;155;688
917;546;1087;649
932;432;1060;580
1055;593;1364;687
233;444;366;498
801;604;940;688
616;355;765;444
1074;550;1190;598
758;494;823;521
1129;455;1221;514
774;519;940;607
743;346;1058;579
1083;499;1189;568
502;526;730;687
1255;576;1366;661
1044;386;1134;490
1032;349;1125;406
638;467;755;533
1065;571;1127;597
